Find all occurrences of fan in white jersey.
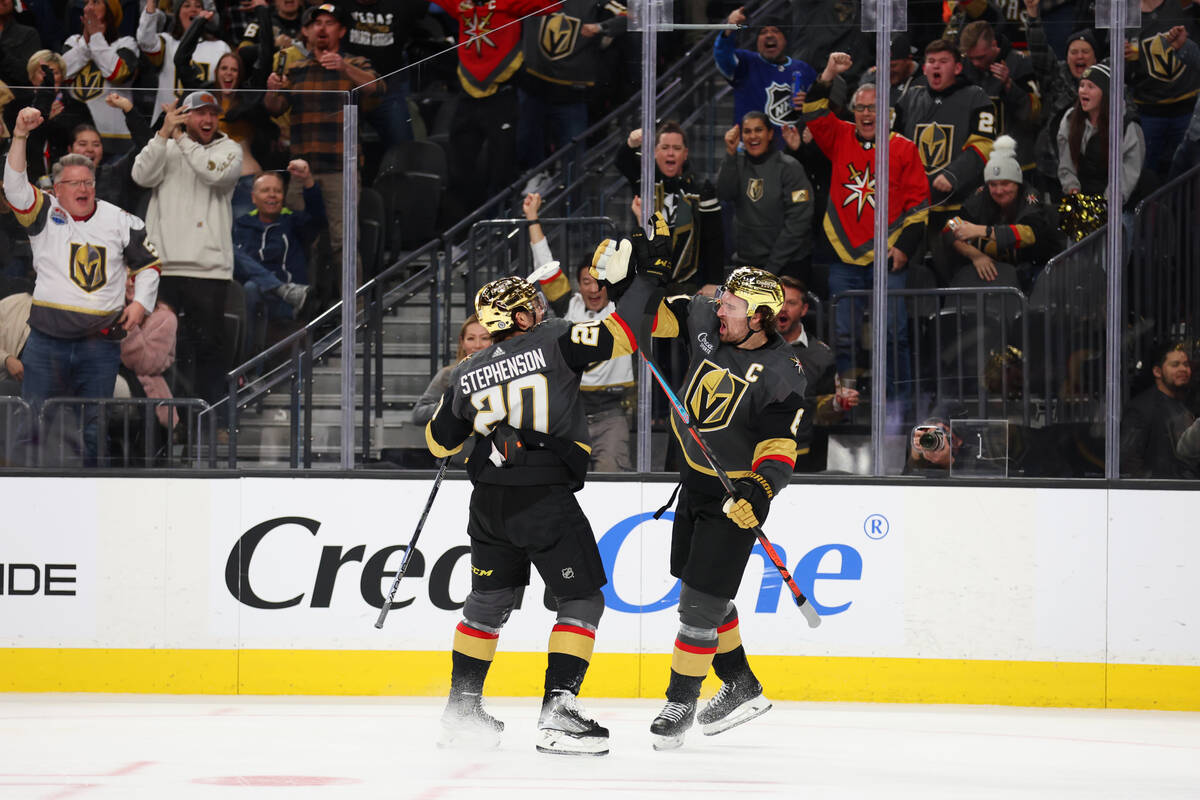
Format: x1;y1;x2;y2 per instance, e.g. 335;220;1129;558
137;0;231;122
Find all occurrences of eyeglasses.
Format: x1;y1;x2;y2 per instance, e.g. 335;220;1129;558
57;179;96;189
851;104;875;113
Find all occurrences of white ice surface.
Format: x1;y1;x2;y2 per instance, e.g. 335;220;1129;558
1;695;1198;799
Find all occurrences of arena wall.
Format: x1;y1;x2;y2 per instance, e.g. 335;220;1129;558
1;477;1197;710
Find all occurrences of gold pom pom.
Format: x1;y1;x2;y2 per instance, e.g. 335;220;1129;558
1057;193;1108;242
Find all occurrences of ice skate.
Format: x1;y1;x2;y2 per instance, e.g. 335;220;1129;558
697;678;771;735
536;690;609;756
438;692;504;749
649;699;695;750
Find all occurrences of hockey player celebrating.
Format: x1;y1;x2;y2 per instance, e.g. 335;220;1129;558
593;240;807;749
423;263;652;755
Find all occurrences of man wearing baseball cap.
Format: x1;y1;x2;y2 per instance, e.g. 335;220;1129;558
132;89;243;412
265;1;382;305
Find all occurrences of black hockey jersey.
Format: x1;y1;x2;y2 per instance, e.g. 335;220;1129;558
652;294;807;498
521;0;627;91
1128;2;1200;111
426;313;637;485
895;77;997;212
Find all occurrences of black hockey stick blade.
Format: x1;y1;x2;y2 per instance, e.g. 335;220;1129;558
375;458;449;629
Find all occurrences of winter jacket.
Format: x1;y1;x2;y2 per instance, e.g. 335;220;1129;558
231;183;326;287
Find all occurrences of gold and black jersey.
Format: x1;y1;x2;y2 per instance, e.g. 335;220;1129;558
895;79;997;211
426;315;637;469
652;294;807;497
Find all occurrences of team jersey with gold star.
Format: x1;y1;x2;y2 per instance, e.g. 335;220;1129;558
431;0;556;98
651;293;807;497
425;313;638;485
3;166;161;339
803;86;929;265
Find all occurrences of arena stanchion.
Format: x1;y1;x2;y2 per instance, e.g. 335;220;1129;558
642;355;822;629
375;458;450;629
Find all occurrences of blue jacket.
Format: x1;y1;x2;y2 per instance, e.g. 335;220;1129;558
232;183;326;287
714;33;816;136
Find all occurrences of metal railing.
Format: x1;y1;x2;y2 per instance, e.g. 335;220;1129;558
1128;164;1200;389
0;397;211;468
829;286;1032;426
461;217;618;322
208;239;444;468
1034;229;1109;424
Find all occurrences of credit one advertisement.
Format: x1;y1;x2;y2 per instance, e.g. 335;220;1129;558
3;477;1198;667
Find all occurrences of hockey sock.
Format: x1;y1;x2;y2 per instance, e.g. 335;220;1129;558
665;669;705;704
450;621;499;698
670;624;717;685
710;608;755;683
545;621;596;699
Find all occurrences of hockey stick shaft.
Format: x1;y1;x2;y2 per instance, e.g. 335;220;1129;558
375;458;449;629
643;355;821;628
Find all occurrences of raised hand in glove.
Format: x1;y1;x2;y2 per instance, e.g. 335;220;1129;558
721;473;774;529
630;211;674;283
589;238;633;285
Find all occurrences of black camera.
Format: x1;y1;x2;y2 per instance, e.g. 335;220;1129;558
915;425;948;453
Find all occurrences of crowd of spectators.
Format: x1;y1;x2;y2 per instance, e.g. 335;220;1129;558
0;0;1198;476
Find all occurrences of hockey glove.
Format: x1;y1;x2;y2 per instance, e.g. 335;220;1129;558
589;238;634;285
630;211;674;284
721;473;774;530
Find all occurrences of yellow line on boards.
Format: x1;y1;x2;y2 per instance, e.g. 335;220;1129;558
1;649;1197;711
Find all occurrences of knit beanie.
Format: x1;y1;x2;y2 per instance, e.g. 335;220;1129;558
983;135;1022;184
1066;28;1099;57
1080;63;1110;99
757;16;787;37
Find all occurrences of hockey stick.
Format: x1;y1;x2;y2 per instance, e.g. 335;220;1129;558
643;355;822;628
375;458;449;629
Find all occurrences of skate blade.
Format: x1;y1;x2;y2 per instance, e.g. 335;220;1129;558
536;728;609;756
650;732;686;751
700;697;772;736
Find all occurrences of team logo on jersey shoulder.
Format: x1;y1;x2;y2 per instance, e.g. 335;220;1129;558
539;13;580;61
915;122;954;173
685;359;749;431
746;178;764;202
50;207;68;225
764;81;794;126
69;242;108;293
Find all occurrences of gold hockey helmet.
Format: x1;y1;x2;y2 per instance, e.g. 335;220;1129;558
721;266;784;317
474;276;542;334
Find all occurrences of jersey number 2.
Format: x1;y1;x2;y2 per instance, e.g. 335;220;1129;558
471;374;550;435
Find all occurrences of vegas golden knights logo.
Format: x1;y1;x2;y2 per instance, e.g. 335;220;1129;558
1144;35;1184;83
71;63;105;103
69;243;108;293
175;61;212;95
539;13;581;61
685;359;749;431
916;122;954;174
746;178;764;202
